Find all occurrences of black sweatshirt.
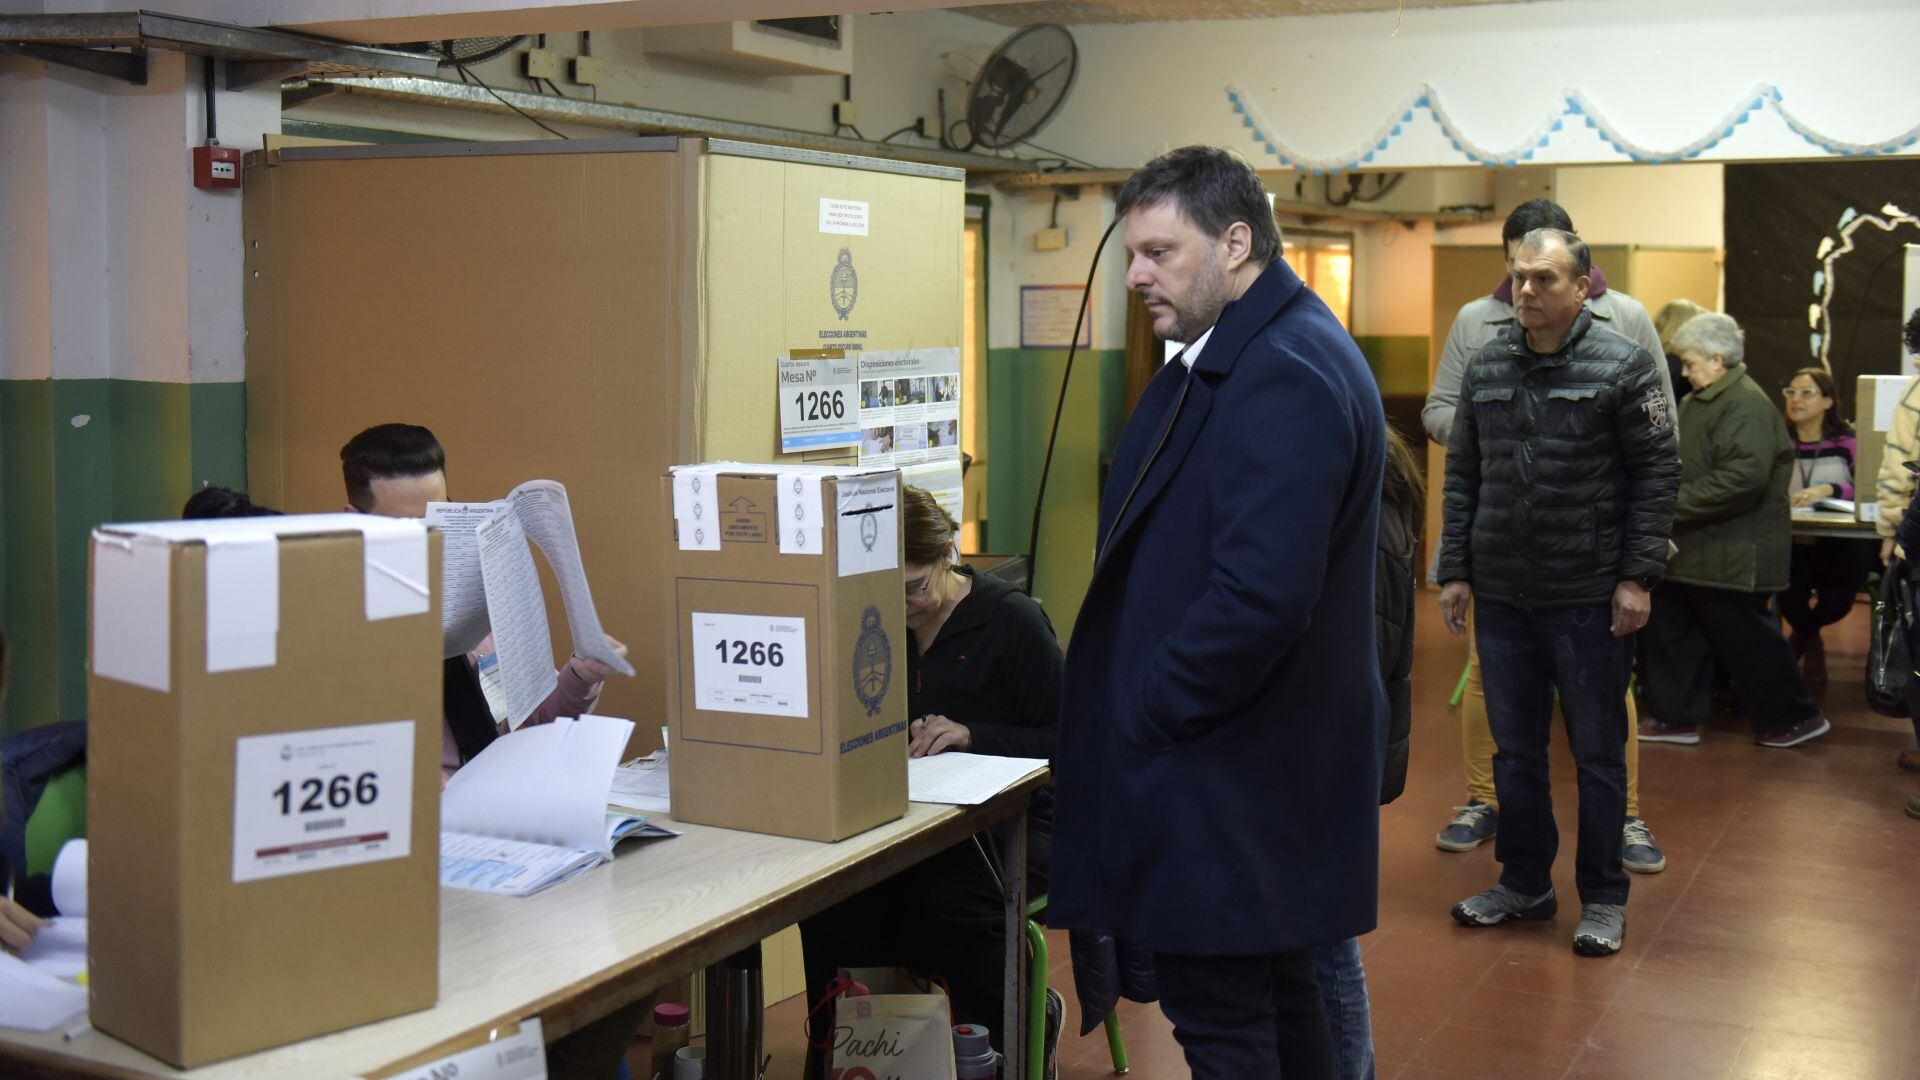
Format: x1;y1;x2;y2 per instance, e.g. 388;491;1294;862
908;566;1062;762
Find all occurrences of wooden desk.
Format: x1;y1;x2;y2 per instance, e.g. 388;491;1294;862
0;771;1046;1080
1790;509;1881;541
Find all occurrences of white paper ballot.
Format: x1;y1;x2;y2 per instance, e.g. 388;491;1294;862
476;511;559;730
441;714;674;896
608;752;672;814
426;501;504;658
18;918;87;979
505;481;632;677
907;753;1048;805
51;838;86;917
0;952;88;1032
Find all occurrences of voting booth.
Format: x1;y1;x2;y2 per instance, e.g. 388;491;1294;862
243;137;965;742
663;465;909;841
87;516;443;1067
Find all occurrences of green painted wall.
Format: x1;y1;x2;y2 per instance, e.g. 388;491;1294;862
1353;335;1431;397
0;379;245;731
984;348;1126;643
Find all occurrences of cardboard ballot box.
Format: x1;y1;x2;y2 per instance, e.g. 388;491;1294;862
663;465;908;842
87;515;443;1068
1855;373;1917;523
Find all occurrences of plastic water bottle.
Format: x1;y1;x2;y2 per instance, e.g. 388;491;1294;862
953;1024;1002;1080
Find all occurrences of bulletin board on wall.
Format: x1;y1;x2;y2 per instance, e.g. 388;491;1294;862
1726;160;1920;413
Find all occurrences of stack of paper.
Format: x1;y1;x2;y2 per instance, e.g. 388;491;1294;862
907;753;1048;805
0;839;89;1031
608;751;672;815
440;714;676;897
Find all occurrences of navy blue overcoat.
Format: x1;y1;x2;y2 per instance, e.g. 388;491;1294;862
1049;258;1387;955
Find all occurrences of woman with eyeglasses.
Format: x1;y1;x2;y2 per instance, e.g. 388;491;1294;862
1778;366;1874;683
800;485;1064;1074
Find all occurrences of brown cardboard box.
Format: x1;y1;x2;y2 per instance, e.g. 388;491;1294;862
87;515;442;1068
663;467;908;841
1854;374;1917;523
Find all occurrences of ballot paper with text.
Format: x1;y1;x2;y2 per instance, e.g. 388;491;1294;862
440;714;676;897
907;753;1049;805
428;480;633;728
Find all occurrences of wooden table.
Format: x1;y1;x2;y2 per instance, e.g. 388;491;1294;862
1790;508;1881;541
0;770;1046;1079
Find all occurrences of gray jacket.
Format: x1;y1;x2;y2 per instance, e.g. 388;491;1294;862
1423;288;1675;445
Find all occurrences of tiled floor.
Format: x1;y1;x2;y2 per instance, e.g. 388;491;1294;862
642;602;1920;1079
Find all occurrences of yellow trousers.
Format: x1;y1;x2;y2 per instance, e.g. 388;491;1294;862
1461;615;1641;818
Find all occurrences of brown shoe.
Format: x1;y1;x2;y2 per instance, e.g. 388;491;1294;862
1899;749;1920;775
1800;633;1827;685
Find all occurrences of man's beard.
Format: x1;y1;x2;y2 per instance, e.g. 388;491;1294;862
1163;257;1231;344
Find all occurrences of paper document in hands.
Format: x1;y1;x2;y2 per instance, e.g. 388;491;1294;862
907;753;1048;805
428;479;632;702
440;714;674;897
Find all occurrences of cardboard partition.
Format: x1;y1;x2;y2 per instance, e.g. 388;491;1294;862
1855;374;1916;522
87;516;442;1068
663;467;907;841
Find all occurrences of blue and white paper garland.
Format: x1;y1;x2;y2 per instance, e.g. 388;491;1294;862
1227;83;1920;175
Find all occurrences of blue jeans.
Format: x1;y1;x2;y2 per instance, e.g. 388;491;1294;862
1312;938;1374;1080
1475;600;1632;906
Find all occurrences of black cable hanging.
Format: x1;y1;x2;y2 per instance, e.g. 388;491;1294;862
1025;212;1124;597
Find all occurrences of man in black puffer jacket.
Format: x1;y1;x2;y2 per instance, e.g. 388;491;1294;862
1436;228;1679;958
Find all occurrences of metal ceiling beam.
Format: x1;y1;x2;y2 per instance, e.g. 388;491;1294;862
0;41;146;85
298;75;1048;176
0;10;439;87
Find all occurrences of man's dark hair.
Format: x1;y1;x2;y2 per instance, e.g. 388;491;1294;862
1502;198;1575;248
1518;227;1592;278
341;423;446;512
182;486;281;519
1906;308;1920;357
1115;146;1282;267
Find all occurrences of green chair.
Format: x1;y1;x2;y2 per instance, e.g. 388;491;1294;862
1025;894;1128;1076
23;763;87;878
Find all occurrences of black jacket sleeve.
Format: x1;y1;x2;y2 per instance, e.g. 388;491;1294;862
967;594;1063;760
1436;360;1481;586
1614;348;1682;584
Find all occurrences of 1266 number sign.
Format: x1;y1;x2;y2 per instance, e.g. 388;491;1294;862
231;720;416;883
692;612;810;719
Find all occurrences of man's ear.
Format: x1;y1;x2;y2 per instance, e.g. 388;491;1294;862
1222;221;1254;273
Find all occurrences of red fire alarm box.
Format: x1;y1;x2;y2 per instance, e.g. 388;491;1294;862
193;144;241;190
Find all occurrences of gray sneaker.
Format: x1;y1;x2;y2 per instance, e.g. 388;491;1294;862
1621;817;1667;874
1435;800;1499;852
1450;883;1557;927
1573;903;1627;956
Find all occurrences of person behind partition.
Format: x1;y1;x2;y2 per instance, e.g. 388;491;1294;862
338;423;629;777
1776;366;1873;684
800;485;1064;1075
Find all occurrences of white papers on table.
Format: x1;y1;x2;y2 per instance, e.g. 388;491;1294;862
440;714;676;896
476;510;558;730
0;952;87;1032
1814;498;1857;514
907;753;1048;805
18;918;87;979
608;751;671;815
